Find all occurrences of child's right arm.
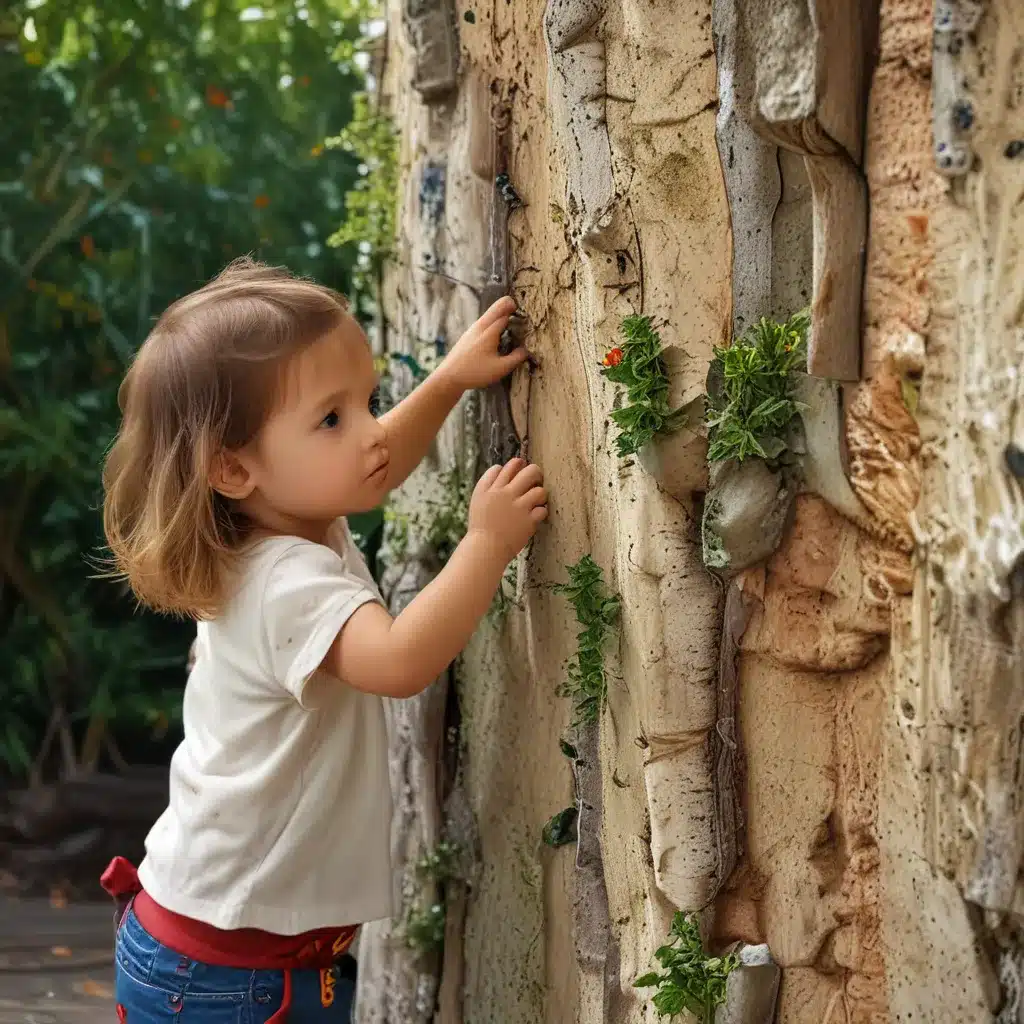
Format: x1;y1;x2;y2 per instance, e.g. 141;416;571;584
320;458;546;698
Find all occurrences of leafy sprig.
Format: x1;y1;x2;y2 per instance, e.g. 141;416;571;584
634;912;739;1022
600;315;685;457
705;310;809;463
552;555;620;723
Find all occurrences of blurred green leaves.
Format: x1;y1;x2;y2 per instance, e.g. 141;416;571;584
0;0;375;779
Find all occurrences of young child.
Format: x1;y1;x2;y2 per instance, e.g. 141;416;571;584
100;257;546;1022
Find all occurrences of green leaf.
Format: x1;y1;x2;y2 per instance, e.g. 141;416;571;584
541;806;579;847
651;987;687;1017
633;972;663;989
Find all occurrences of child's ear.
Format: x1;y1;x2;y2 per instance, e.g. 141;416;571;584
209;449;255;500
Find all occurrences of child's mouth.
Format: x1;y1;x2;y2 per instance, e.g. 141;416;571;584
368;459;390;482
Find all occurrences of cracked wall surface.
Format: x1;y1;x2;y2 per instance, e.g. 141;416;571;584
355;0;1024;1021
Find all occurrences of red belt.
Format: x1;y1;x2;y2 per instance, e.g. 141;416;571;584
101;857;357;1023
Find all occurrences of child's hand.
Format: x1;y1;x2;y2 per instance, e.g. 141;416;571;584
467;457;547;562
441;297;528;390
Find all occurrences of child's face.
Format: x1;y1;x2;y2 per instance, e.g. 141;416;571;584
238;315;389;533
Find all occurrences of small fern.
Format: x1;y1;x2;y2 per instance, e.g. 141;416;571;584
552;555;620;723
634;912;739;1022
600;315;685;457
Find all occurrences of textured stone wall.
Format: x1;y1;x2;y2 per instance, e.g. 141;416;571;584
355;0;1024;1021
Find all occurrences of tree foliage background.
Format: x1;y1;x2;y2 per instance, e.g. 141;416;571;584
0;0;384;782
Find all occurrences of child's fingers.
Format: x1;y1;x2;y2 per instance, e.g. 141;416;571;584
475;464;503;492
496;457;528;486
498;346;530;374
507;463;543;496
517;485;547;509
477;296;516;330
530;504;549;523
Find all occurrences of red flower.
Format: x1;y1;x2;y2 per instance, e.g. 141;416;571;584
253;194;270;209
298;75;311;87
206;84;230;108
80;235;96;259
602;347;624;368
169;116;182;131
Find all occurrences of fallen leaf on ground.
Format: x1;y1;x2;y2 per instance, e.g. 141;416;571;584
78;979;114;998
50;945;72;957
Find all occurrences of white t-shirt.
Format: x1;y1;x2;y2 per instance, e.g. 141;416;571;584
137;519;395;934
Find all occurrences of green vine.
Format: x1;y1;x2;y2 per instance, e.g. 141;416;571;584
552;555;620;724
634;912;739;1022
705;310;809;464
487;562;519;622
600;315;685;457
326;91;398;297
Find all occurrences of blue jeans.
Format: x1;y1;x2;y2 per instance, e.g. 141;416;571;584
115;907;355;1022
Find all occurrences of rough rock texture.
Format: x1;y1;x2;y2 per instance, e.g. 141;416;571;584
355;0;1024;1020
870;0;1024;1019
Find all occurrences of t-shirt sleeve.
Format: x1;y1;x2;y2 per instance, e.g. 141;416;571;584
261;541;382;706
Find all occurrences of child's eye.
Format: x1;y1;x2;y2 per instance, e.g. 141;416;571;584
369;387;381;416
321;410;340;429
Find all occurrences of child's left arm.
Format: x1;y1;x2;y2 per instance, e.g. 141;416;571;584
378;296;527;491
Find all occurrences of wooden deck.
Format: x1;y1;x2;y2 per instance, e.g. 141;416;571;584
0;897;114;1021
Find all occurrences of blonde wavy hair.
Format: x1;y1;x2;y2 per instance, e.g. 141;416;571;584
102;257;350;619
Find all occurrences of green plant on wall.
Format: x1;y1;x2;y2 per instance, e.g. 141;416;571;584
402;840;461;956
487;562;519;622
705;310;809;463
422;465;470;564
600;315;685;457
376;464;469;570
326;90;398;309
404;901;446;954
634;912;739;1022
553;555;620;724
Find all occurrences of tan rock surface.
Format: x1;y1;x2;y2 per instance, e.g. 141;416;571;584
356;0;1024;1020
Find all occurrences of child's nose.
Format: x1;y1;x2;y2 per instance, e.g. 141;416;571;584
367;417;387;449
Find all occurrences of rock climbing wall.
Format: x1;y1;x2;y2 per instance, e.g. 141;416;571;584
356;0;1024;1021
